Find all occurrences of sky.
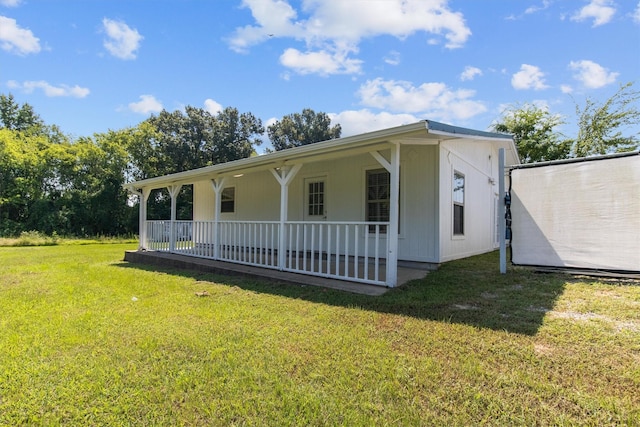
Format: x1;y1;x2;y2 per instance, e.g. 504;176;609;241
1;0;639;151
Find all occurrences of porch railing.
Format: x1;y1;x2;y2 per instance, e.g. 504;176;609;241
145;220;389;286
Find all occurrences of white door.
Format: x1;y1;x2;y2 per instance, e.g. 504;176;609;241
304;177;327;221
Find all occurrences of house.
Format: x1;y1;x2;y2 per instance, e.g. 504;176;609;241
124;120;519;288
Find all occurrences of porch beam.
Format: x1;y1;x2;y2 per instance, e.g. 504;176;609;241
211;177;227;259
270;164;303;270
370;150;392;173
168;184;182;253
386;143;400;287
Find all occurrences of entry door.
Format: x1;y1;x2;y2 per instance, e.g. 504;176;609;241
304;177;327;221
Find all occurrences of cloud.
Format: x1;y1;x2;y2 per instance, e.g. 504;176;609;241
571;0;616;26
102;18;143;60
7;80;89;97
460;66;482;81
0;0;22;6
511;64;549;90
0;16;40;55
204;98;223;115
524;0;551;15
329;109;420;137
569;59;618;88
560;84;573;94
633;2;640;23
357;78;487;121
128;95;162;114
384;50;401;66
279;47;363;75
229;0;471;75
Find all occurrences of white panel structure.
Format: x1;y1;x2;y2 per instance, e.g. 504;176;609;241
510;153;640;272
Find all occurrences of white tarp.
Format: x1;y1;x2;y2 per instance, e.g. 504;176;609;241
510;153;640;272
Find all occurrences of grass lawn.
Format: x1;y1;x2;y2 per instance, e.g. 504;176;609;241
0;244;638;425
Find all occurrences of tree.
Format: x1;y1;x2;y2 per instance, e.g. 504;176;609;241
267;108;341;151
572;82;640;158
145;106;263;174
492;104;571;163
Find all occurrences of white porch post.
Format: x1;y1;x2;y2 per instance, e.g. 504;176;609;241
270;164;302;270
168;184;182;253
137;187;151;250
211;177;227;260
370;144;400;287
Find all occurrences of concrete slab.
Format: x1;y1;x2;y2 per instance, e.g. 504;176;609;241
123;250;429;296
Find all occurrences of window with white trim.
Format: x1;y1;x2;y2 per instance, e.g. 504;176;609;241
453;172;465;235
366;169;390;233
220;187;235;213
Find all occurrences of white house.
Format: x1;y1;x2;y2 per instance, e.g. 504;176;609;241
124;120;519;288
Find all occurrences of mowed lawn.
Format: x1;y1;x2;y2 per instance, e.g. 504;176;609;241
0;244;638;426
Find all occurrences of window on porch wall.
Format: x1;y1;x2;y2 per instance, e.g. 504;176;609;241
220;187;235;213
366;169;390;233
453;171;465;235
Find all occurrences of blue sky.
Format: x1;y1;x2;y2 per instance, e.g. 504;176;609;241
2;0;639;151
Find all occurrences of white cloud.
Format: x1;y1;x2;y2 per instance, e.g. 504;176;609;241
511;64;549;90
329;109;420;137
0;0;22;6
560;84;573;94
384;50;401;66
204;98;223;115
571;0;616;27
129;95;162;114
7;80;89;97
102;18;143;60
357;78;487;121
569;59;618;88
525;0;551;15
229;0;471;75
460;66;482;81
0;16;40;55
279;47;362;75
632;2;640;23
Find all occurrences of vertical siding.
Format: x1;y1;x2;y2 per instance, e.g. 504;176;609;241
438;140;500;262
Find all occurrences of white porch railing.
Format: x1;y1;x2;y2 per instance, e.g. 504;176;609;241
144;220;389;286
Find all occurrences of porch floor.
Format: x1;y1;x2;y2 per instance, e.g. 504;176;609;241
123;250;430;296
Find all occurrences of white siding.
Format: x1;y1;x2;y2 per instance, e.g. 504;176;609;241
438;140;500;262
192;146;440;262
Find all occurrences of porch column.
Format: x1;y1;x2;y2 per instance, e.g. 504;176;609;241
211;177;227;260
270;164;303;270
370;144;400;287
137;187;151;250
168;184;182;253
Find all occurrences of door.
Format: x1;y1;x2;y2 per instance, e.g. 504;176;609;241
304;177;327;221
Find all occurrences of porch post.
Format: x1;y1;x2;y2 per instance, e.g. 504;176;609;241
270;164;303;271
370;145;400;287
386;143;400;287
168;184;182;253
211;177;227;260
137;187;151;250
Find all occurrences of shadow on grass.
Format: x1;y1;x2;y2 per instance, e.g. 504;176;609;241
114;251;569;336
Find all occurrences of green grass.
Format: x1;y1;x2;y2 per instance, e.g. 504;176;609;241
0;231;137;247
0;244;638;425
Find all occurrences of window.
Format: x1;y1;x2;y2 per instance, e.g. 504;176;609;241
453;172;465;235
220;187;235;213
307;181;324;216
366;169;390;233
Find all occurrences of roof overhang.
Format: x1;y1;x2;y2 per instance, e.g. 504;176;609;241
124;120;518;192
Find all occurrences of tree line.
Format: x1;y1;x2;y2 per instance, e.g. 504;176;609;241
0;99;341;237
0;84;637;237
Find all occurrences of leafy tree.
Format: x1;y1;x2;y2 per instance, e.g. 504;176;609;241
492;104;571;163
0;94;43;131
572;82;640;158
146;106;263;174
267;108;341;151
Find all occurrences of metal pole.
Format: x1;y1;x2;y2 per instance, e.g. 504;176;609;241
498;148;507;274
